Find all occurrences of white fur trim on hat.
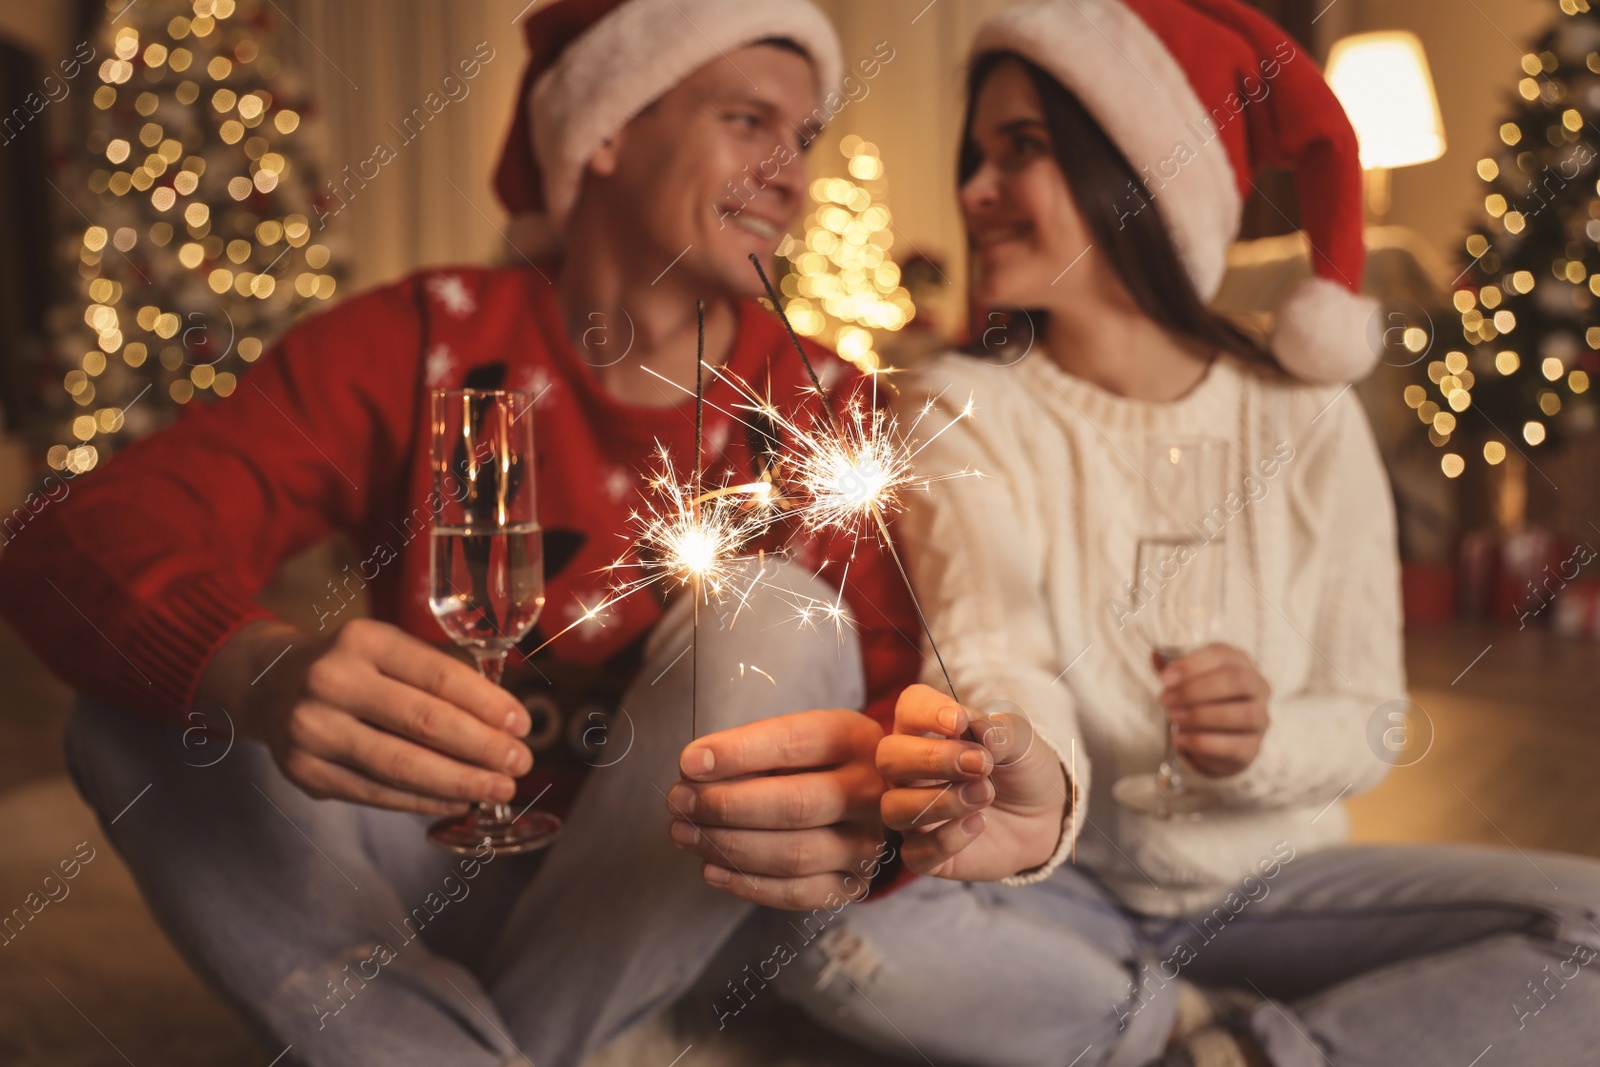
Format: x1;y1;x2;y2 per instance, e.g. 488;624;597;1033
530;0;842;225
972;0;1240;300
1271;276;1380;384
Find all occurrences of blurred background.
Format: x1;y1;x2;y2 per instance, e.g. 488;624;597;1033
1;0;1596;1063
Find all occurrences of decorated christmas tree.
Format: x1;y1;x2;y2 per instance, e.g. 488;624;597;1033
1429;0;1600;481
44;0;338;477
774;136;916;373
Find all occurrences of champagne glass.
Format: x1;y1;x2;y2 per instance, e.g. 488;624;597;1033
1112;438;1229;819
426;388;562;855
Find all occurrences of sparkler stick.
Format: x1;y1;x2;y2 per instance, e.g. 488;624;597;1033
747;253;963;706
517;280;975;738
693;299;704;741
748;254;842;434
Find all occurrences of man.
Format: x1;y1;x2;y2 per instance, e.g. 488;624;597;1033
0;2;921;1064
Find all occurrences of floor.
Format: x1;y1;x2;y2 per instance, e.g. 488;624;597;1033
0;528;1595;1064
1344;621;1600;860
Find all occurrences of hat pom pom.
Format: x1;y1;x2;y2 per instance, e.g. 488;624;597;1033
1270;276;1381;385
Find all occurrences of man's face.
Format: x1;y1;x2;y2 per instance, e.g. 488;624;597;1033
583;43;819;299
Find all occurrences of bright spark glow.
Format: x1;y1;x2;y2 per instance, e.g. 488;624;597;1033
628;445;771;595
790;592;853;632
519;360;979;668
713;364;979;541
517;447;775;661
789;392;913;532
675;527;717;574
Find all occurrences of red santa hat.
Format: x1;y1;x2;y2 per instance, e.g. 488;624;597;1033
494;0;842;228
972;0;1377;384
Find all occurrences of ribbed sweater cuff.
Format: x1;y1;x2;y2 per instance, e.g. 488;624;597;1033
1000;726;1086;887
122;571;277;724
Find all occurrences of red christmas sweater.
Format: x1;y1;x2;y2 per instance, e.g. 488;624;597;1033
0;264;922;893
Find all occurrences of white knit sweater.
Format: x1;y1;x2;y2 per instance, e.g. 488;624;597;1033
893;349;1408;917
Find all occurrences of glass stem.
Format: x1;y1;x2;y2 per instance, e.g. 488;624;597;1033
472;649;512;824
473;648;507;686
1158;710;1185;796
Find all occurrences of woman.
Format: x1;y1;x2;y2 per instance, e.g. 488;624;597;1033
757;2;1600;1066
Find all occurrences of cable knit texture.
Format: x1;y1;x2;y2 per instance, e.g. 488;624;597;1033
893;350;1407;915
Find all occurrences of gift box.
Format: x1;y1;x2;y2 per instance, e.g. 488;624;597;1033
1550;575;1600;640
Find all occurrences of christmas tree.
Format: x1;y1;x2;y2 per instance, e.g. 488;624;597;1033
45;0;337;477
1430;0;1600;481
774;136;916;373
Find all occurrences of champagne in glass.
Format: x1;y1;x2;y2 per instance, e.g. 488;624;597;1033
430;522;546;652
426;389;561;855
1112;439;1229;819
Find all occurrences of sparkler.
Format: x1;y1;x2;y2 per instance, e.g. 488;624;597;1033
517;304;772;688
629;341;973;636
516;454;769;663
520;272;978;739
611;302;798;736
747;253;970;705
630;451;769;595
633;300;715;739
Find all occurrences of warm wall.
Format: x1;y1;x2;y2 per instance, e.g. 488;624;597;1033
0;3;73;69
1318;0;1554;274
286;0;533;292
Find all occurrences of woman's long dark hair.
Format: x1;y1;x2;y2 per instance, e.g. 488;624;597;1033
960;51;1273;367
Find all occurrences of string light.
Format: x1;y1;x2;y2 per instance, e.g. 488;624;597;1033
1420;1;1600;477
776;138;916;373
51;0;334;471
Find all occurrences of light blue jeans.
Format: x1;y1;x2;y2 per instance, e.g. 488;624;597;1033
64;553;1600;1066
753;831;1600;1066
64;558;870;1067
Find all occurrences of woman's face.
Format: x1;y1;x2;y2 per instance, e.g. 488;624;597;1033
959;59;1099;313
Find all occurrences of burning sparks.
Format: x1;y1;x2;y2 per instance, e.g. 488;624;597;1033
745;252;975;701
515;451;779;660
524;358;975;668
781;377;977;540
522;270;982;716
792;395;908;531
627;446;772;596
669;356;976;541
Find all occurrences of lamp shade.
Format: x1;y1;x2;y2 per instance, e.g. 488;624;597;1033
1326;30;1446;170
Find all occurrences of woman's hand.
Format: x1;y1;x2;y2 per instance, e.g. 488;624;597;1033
876;684;1069;881
1158;643;1271;777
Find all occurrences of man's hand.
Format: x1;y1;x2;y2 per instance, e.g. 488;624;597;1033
1158;643;1271;778
877;684;1068;881
199;618;533;814
665;709;889;911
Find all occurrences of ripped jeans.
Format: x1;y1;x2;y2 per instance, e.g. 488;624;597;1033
748;836;1600;1066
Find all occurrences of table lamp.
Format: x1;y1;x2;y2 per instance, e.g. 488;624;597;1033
1325;30;1447;221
